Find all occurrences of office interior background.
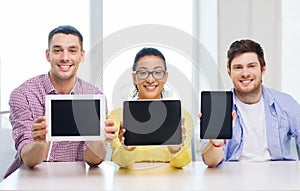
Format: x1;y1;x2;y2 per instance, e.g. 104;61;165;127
0;0;299;180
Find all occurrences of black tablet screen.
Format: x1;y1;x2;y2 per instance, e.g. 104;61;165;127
200;91;233;139
123;100;182;146
51;100;101;136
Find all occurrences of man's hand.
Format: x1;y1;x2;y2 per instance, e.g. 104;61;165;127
104;119;118;143
31;116;48;141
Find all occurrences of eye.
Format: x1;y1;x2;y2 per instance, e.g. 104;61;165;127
233;65;242;70
154;71;162;75
53;48;62;53
138;71;148;75
69;49;78;54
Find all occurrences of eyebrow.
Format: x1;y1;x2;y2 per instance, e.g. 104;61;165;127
52;45;79;49
137;66;164;70
248;62;258;65
232;62;258;66
154;66;164;69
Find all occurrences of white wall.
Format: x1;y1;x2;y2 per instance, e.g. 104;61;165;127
218;0;281;90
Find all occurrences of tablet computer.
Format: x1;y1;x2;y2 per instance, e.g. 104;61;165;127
46;94;106;141
123;100;182;146
200;91;233;139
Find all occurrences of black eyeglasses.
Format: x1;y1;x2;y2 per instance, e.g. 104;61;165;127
133;70;166;80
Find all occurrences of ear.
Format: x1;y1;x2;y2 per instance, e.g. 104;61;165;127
46;49;50;62
163;71;169;82
80;50;85;63
261;65;266;75
227;67;231;77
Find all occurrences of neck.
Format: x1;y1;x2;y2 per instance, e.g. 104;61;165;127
234;86;263;104
49;74;76;94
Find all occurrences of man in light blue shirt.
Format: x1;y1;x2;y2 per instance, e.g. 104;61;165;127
202;39;300;167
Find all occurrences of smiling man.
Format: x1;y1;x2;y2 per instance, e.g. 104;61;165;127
202;39;300;167
4;25;117;178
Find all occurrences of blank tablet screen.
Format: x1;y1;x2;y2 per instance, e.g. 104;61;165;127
51;100;100;136
200;91;233;139
46;94;106;141
123;100;182;146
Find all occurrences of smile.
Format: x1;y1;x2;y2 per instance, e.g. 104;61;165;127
144;85;157;90
58;64;73;72
240;79;253;85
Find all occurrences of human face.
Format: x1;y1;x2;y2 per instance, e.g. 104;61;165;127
228;52;266;97
133;55;168;99
46;33;84;84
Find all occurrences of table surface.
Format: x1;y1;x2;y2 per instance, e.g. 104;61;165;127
0;160;299;191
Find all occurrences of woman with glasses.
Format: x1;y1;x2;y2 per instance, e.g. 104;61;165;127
106;47;193;168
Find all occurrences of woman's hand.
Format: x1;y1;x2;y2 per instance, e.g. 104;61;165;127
168;117;186;154
118;121;136;151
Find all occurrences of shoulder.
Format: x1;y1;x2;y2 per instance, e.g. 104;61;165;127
10;74;46;96
107;107;123;125
108;108;123;117
182;109;192;118
263;86;299;105
9;74;46;107
263;86;300;116
75;78;103;94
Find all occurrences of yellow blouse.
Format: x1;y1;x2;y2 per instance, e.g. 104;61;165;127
108;108;193;168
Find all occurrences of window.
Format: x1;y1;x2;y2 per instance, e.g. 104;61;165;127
0;0;89;112
0;0;89;130
102;0;193;112
282;0;300;103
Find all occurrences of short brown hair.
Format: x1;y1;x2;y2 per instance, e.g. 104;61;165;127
227;39;266;71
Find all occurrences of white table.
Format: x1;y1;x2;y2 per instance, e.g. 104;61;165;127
0;161;299;191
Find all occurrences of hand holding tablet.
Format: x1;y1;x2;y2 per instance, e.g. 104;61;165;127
45;94;106;141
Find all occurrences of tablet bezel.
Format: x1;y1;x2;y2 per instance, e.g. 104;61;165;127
46;94;106;141
123;99;182;146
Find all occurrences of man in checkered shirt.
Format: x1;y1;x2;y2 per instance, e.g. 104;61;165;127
4;25;117;178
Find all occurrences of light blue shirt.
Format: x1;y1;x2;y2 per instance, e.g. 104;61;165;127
224;85;300;161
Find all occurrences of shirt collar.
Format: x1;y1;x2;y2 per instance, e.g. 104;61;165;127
43;73;77;95
232;85;275;108
43;73;56;94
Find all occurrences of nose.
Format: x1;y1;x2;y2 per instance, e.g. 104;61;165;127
60;50;70;61
146;73;156;83
240;67;250;77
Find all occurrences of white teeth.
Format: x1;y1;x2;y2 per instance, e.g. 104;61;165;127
60;65;70;68
241;80;252;85
146;86;156;90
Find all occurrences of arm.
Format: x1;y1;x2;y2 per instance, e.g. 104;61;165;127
21;116;50;168
84;123;117;166
202;140;225;168
106;108;137;167
84;141;106;166
21;142;49;168
169;112;193;168
199;111;236;167
110;119;137;167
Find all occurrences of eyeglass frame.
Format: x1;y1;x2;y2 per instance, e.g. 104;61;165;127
133;70;167;80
